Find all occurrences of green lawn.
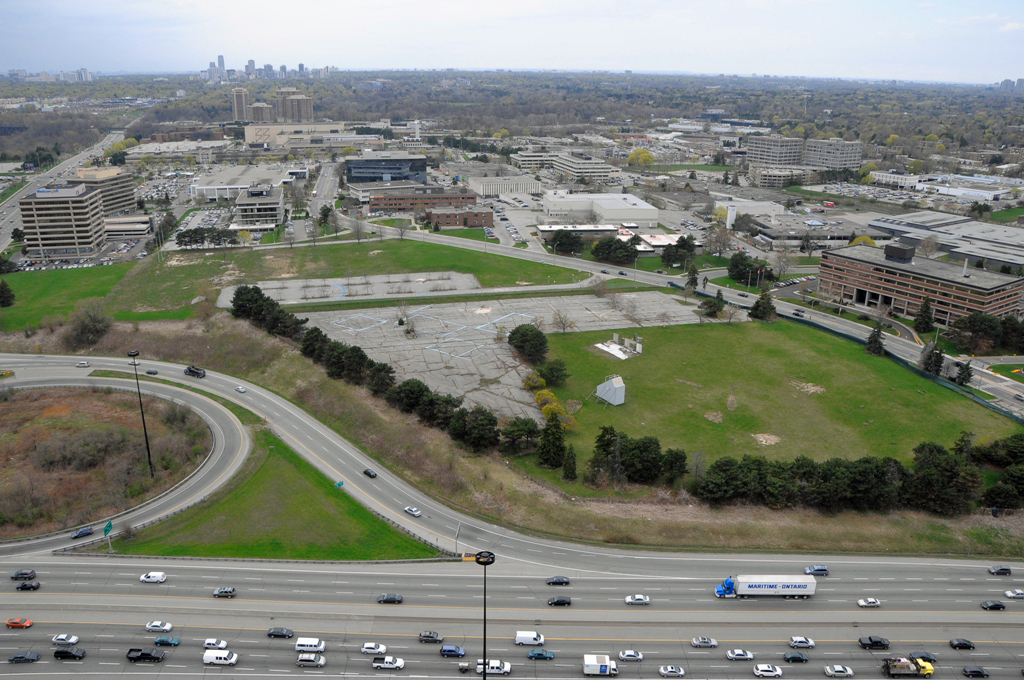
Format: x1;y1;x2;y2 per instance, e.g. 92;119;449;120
0;181;27;205
112;430;437;560
105;238;581;319
990;206;1024;223
443;228;495;242
987;364;1024;384
0;264;133;332
544;323;1018;476
374;218;412;228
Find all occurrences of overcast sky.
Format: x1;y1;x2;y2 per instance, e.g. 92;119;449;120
2;0;1022;84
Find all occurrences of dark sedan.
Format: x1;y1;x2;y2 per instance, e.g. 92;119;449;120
962;667;989;678
546;576;570;586
377;593;403;604
548;596;572;606
267;627;294;638
363;469;378;478
950;639;975;650
10;570;35;580
71;527;93;539
15;581;39;591
54;647;86;660
9;652;40;663
783;653;808;663
981;600;1005;610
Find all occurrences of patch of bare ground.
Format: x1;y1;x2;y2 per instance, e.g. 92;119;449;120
704;411;723;423
0;388;210;539
752;433;781;446
11;313;1023;556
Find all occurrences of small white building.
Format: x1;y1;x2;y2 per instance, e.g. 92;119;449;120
542;191;659;228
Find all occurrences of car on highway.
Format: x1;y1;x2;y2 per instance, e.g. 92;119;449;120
600;270;610;274
203;639;227;649
420;631;444;643
660;665;686;677
441;645;466;657
793;310;805;317
76;361;90;367
140;571;167;583
54;647;86;660
404;506;422;517
5;618;32;628
784;652;809;663
824;665;854;677
980;600;1005;610
962;667;988;678
805;566;829;576
528;649;554;660
625;593;650;605
619;650;644;662
988;566;1011;575
361;643;387;654
618;270;628;276
1004;589;1024;599
297;653;326;667
754;664;783;677
212;587;236;598
268;627;293;638
738;292;750;297
547;576;570;586
145;621;172;632
8;651;40;663
235;386;246;393
15;581;39;590
10;569;35;580
857;598;881;607
728;650;755;661
52;634;79;645
692;637;718;648
377;593;403;604
71;527;93;538
789;637;815;648
146;369;158;375
364;468;378;478
153;636;179;646
858;636;889;650
911;652;937;664
949;639;975;650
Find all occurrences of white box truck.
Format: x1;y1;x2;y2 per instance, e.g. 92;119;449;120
584;654;619;676
714;575;816;599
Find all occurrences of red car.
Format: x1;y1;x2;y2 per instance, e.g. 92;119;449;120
6;618;33;629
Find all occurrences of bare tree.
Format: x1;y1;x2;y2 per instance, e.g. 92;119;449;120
285;231;296;248
351;220;366;243
704;226;732;257
395;221;411;240
589;277;608;298
771;249;793;280
724;303;740;323
551;308;578;333
327;210;339;235
917;235;940;258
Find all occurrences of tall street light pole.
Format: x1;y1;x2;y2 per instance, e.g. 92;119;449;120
127;350;154;479
475;551;495;679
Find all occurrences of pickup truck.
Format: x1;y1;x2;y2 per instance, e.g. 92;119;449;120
372;656;405;670
476;659;511;675
126;648;165;663
859;636;891;650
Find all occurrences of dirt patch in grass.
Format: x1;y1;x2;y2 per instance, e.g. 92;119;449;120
752;433;781;446
704;411;723;423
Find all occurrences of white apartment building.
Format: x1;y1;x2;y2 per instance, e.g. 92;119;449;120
804;137;862;170
467;176;542;197
542;191;658;228
510;150;620;182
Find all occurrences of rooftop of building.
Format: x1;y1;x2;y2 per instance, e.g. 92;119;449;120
75;166;128;180
932;221;1024;246
869;210;972;230
24;183;97;199
129;139;230;155
353;150;426;160
194;165;294;188
824;244;1023;290
234;186;283;204
425;207;491;215
348;180;426;191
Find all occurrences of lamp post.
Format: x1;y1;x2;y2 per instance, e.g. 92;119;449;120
475;551;496;678
127;350;154;479
634;255;641;281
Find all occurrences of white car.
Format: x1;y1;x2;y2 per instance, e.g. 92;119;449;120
76;361;90;367
1004;589;1024;599
146;621;173;632
52;634;79;645
140;572;167;583
362;642;387;654
857;598;881;608
660;666;686;677
204;639;227;649
691;637;718;648
235;386;246;393
404;506;422;517
728;650;754;661
619;650;644;662
625;594;650;605
755;664;783;678
789;637;815;649
825;666;854;677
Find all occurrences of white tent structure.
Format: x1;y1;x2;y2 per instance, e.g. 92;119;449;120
595;375;626;406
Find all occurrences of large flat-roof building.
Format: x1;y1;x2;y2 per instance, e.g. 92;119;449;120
188;165;294;201
424;207;494;228
73;166;135;216
368;190;478;214
745;135;805;166
247;102;274;123
542;190;658;228
509;150;620;182
467;176;542;197
344;150;427;184
231;88;249;122
818;243;1024;326
804;138;863;170
19;184;106;256
234;184;285;226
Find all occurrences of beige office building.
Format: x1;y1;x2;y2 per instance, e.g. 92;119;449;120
247;102;274;123
745;135;804;166
74;166;135;216
19;184;106;256
232;87;249;122
804;137;862;170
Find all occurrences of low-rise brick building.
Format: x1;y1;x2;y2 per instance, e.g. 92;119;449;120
368;191;478;214
424;207;494;228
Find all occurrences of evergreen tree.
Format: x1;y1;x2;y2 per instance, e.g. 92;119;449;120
535;415;566;468
954;360;974;386
0;279;14;307
562;444;577;481
913;297;935;334
865;322;886;356
920;341;945;376
687;265;698;289
748;291;776;321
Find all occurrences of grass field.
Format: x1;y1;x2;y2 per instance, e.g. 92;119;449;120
443;228;494;242
987;364;1024;384
0;181;27;205
990;206;1024;223
104;239;581;319
0;264;134;332
112;429;437;560
544;323;1018;474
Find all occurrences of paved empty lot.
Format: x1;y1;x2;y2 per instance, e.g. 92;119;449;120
305;292;705;419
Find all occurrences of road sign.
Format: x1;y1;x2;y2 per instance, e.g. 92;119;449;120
103;520;113;536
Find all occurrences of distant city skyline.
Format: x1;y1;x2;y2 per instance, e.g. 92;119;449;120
1;0;1022;85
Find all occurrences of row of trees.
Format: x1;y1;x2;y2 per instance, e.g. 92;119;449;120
230;285;309;342
174;227;240;249
693;438;982;515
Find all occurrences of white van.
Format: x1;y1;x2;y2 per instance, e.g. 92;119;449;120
514;631;544;646
202;650;238;666
295;637;326;653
